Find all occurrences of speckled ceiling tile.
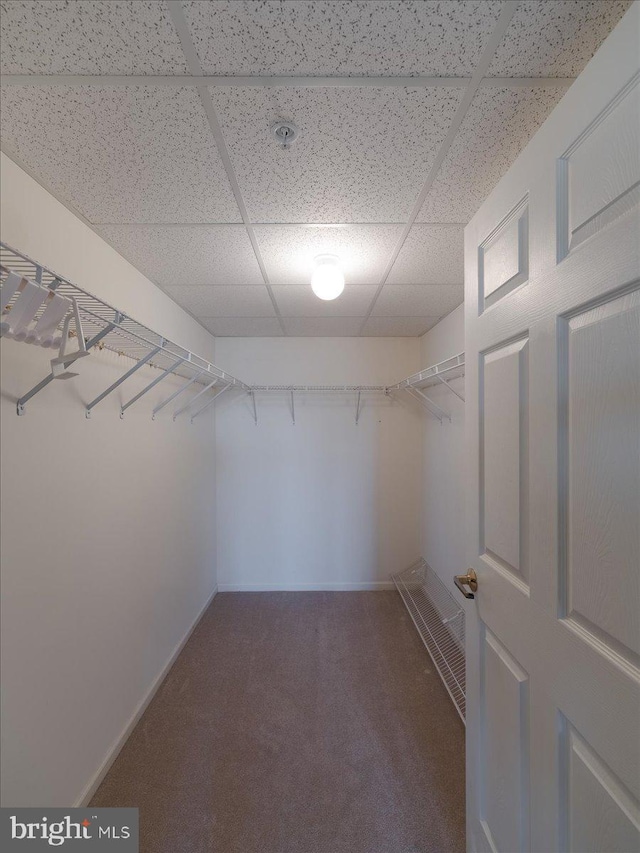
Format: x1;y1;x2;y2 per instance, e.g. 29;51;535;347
98;226;263;287
211;86;464;223
164;285;276;318
0;1;189;74
0;86;242;224
184;0;502;76
487;0;632;78
199;317;283;337
417;86;569;224
282;316;363;336
254;225;402;285
361;316;441;336
271;284;377;317
386;226;464;284
372;284;463;317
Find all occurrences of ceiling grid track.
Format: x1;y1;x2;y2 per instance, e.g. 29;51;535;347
165;0;288;335
0;139;219;336
2;0;619;339
92;221;470;229
357;0;521;336
0;75;575;89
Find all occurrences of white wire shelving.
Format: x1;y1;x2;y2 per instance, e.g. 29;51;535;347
0;242;250;421
386;352;465;423
2;242;466;425
248;385;387;425
247;355;466;426
393;558;466;723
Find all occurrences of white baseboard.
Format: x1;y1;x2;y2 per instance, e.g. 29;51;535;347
217;581;395;592
74;584;218;807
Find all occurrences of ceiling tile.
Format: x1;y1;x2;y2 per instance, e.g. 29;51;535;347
255;225;401;284
200;317;283;337
99;225;263;286
362;316;440;336
0;0;189;74
487;0;632;78
387;226;464;284
0;86;242;224
283;317;363;336
211;86;464;222
417;86;569;223
185;1;502;76
272;284;376;317
165;286;276;317
372;285;463;317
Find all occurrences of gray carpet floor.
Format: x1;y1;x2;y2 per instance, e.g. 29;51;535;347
91;591;465;853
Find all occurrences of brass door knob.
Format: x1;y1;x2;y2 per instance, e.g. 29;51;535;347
454;569;478;599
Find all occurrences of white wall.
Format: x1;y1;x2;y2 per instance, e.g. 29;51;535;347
0;154;219;807
419;305;466;586
215;337;423;590
0;153;215;360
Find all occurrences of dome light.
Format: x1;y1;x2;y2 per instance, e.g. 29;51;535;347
310;255;345;301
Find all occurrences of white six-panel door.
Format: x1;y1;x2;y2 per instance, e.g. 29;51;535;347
463;4;640;852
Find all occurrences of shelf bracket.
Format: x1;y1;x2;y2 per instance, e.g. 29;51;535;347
50;297;89;378
355;389;362;425
406;387;449;423
86;343;162;418
435;374;465;402
120;356;187;417
152;368;205;419
173;377;218;421
16;314;119;416
290;388;295;425
190;383;230;422
250;390;258;425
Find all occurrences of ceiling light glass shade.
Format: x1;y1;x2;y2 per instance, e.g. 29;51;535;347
311;255;345;301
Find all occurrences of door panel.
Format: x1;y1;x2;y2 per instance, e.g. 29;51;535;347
481;337;529;588
479;196;529;310
557;75;640;260
464;6;640;852
481;630;530;853
561;290;640;662
561;717;640;853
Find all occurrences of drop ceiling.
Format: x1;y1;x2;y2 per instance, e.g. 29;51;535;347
0;0;631;337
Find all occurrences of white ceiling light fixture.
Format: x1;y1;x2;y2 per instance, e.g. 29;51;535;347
311;255;345;301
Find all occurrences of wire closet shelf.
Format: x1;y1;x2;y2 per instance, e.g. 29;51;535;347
387;352;465;423
0;242;250;419
393;559;466;723
2;242;464;424
251;353;466;424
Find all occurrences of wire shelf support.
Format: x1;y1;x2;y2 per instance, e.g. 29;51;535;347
1;242;250;419
393;559;466;723
386;353;465;422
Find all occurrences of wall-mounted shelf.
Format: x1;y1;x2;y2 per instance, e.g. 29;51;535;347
393;559;466;723
2;243;466;426
246;385;387;425
1;242;250;420
387;353;465;423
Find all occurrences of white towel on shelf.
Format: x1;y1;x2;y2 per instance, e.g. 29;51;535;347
0;271;24;315
0;269;72;345
30;292;72;345
10;282;49;341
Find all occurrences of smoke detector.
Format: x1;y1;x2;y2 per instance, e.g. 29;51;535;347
271;121;299;149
